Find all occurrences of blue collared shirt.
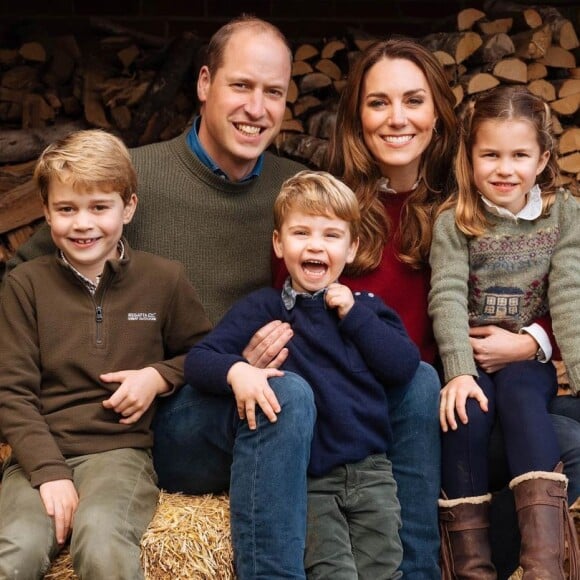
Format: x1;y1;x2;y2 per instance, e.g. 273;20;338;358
281;277;327;310
186;116;264;182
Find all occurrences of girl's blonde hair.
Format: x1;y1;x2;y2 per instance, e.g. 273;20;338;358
34;129;137;205
326;37;457;274
274;170;361;241
450;85;564;237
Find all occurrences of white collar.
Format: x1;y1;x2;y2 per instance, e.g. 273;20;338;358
480;184;543;221
377;176;419;194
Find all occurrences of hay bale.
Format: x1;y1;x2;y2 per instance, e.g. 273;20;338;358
45;491;234;580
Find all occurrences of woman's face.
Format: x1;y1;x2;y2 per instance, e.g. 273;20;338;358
360;57;437;182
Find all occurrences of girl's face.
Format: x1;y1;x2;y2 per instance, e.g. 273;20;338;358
472;119;550;214
359;57;437;186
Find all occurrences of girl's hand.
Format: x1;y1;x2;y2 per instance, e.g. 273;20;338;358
325;283;355;319
469;325;537;373
439;375;488;432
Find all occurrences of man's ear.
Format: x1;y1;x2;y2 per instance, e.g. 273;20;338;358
123;193;138;224
197;66;211;104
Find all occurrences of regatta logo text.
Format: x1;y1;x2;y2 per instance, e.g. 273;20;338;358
127;313;157;321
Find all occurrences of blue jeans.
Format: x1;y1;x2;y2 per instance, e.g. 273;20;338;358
152;372;315;580
387;361;441;579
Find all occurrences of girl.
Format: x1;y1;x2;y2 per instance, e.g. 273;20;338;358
429;85;580;579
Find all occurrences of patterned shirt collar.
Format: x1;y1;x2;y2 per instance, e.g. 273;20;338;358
59;240;125;295
377;176;420;194
281;277;327;310
480;184;543;221
186;116;264;182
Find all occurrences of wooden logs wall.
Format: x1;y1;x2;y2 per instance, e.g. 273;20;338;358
0;2;579;269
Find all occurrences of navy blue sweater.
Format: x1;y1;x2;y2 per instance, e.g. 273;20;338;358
185;287;420;477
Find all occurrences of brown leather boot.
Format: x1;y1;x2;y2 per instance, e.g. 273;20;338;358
439;493;497;579
510;462;580;580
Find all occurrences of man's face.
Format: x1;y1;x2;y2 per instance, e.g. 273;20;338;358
197;28;291;182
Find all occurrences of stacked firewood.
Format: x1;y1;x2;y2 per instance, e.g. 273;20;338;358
0;2;578;267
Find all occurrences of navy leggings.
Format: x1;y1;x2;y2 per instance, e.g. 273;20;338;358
442;360;559;499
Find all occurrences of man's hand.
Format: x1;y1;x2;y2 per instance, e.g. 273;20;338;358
439;374;488;432
325;283;355;319
101;367;170;424
242;320;293;369
227;362;284;430
470;325;537;373
39;479;78;544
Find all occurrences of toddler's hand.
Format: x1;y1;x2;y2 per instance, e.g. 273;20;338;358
325;283;355;319
439;375;488;432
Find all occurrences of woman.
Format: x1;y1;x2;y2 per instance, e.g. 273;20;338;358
304;37;580;578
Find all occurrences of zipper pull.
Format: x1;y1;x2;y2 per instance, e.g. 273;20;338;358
96;306;103;323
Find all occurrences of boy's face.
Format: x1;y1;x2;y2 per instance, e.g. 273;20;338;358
43;179;137;281
273;209;358;294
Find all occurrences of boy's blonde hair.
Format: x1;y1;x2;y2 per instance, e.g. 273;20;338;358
34;129;137;205
274;170;361;240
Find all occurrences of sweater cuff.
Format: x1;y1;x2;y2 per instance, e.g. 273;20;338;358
443;351;478;384
30;464;74;489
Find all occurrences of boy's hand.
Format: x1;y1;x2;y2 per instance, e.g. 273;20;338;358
39;479;79;545
439;374;488;432
227;362;284;430
243;320;293;369
325;283;355;319
101;367;170;424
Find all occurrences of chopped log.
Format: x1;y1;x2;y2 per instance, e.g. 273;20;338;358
422;32;483;64
477;18;513;36
554;79;580;99
558;128;580;155
315;59;342;81
512;25;552;60
117;44;140;70
457;8;486;31
534;6;579;50
320;39;346;60
470;33;515;63
22;94;55;129
299;72;332;94
287;79;299;104
0;180;43;235
528;78;557;102
433;50;456;67
0;121;87;164
83;65;111;129
551;114;563;135
557;151;580;174
539;46;576;69
0;160;36;193
19;41;46;63
527;61;548;81
485;57;527;84
550;93;580;116
2;65;41;91
460;72;500;95
291;60;313;77
570;68;580;80
283;106;292;121
293;95;322;117
110;105;131;130
294;43;319;61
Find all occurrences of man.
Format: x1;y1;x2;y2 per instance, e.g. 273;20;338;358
5;16;314;580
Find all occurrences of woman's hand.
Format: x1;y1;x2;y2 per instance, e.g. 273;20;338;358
469;325;537;373
439;374;488;432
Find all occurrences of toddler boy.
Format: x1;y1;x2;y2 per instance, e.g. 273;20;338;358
185;170;420;578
